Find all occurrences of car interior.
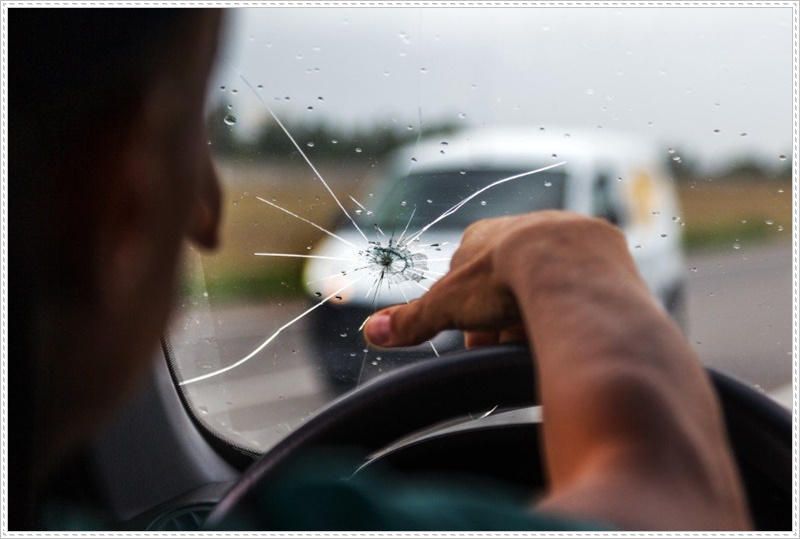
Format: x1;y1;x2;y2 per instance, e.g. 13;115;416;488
20;5;795;533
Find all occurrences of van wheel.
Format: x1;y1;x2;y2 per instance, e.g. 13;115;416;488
665;283;688;331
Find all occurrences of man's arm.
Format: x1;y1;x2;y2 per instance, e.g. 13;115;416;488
364;211;751;531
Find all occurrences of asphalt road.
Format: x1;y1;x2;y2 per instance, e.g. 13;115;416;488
173;240;793;450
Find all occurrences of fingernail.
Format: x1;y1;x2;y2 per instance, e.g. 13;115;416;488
366;313;392;346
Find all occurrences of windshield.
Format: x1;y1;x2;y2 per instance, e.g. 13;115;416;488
166;6;793;455
372;170;566;230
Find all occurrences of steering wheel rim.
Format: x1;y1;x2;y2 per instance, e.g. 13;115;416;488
204;342;792;530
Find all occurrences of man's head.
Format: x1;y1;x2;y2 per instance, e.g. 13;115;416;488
10;8;223;490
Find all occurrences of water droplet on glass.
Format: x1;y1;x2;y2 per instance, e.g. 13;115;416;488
765;219;774;226
634;244;642;249
480;200;487;206
371;361;378;366
223;115;237;126
340;333;348;338
231;89;238;95
690;267;698;272
331;139;338;144
458;112;467;119
460;170;466;175
777;225;783;231
420;67;427;74
733;242;741;250
778;155;786;161
400;200;407;207
219;86;226;92
740;133;747;137
661;234;668;238
383;71;390;77
551;153;558;158
354;209;363;215
315;291;322;297
257;84;264;90
198;406;208;415
777;188;784;194
355;147;362;153
713;129;720;134
544;181;552;187
586;88;594;95
426;199;433;204
306;141;315;147
668;148;675;154
410;157;417;162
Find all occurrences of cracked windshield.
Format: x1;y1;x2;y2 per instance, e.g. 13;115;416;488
168;6;793;453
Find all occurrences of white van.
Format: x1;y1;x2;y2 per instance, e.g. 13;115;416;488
304;127;686;391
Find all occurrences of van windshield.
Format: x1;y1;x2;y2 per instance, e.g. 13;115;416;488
374;170;567;230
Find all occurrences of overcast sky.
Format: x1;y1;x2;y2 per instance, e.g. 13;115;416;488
211;5;795;173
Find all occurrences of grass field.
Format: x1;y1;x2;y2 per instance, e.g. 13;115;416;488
186;161;793;301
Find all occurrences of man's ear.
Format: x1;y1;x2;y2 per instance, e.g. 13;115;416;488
91;122;161;314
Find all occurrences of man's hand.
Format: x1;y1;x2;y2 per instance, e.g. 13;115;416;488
363;210;750;531
364;211;640;350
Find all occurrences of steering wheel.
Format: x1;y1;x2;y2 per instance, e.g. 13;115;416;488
204;342;792;530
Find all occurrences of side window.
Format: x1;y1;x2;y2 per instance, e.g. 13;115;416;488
592;173;624;226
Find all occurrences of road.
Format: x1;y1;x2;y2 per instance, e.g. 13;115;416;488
173;240;793;450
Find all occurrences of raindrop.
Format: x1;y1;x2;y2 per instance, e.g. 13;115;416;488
765;219;774;226
355;209;363;215
355;147;362;153
306;141;315;148
713;129;720;134
198;406;208;415
411;157;418;162
777;225;783;231
778;155;786;161
231;89;238;95
331;139;338;144
544;181;553;187
383;71;390;77
340;333;348;338
426;199;433;204
733;242;741;250
777;188;784;194
586;88;594;95
480;200;487;206
458;112;467;119
459;170;466;175
219;86;226;91
440;141;449;146
741;219;747;224
634;244;642;249
406;125;414;131
652;211;661;215
690;267;698;272
661;234;668;238
371;361;378;366
256;84;264;90
307;106;314;111
335;295;343;300
420;67;428;74
668;148;675;154
223;115;237;126
400;200;408;207
551;153;558;158
317;96;324;101
740;133;747;137
315;292;322;297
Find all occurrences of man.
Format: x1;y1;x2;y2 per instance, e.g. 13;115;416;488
8;7;750;531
